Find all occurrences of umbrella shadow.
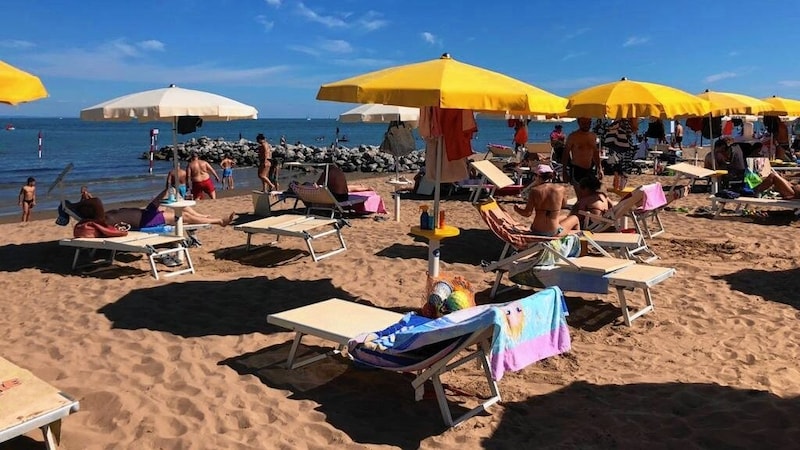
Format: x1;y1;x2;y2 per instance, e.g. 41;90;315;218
99;276;357;337
482;381;800;448
0;240;152;278
221;343;475;448
713;267;800;310
375;228;501;267
212;244;309;268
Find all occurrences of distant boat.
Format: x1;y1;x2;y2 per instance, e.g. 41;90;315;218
4;124;14;131
306;116;311;121
339;135;349;142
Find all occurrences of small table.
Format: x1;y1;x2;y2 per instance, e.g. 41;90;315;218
163;200;196;237
386;178;412;221
410;225;460;277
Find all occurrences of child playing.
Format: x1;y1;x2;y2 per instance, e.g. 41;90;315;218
220;154;235;190
18;177;36;222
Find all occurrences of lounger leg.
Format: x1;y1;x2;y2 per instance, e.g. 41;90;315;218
148;253;160;280
246;233;253;251
41;420;61;450
283;331;341;369
286;332;304;368
305;237;318;262
71;249;80;270
432;374;454;427
615;286;655;326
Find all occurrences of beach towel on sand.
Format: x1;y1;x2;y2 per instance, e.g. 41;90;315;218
347;287;571;381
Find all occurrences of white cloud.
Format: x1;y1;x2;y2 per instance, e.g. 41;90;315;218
704;71;738;83
563;28;589;40
358;11;388;31
421;32;441;46
264;0;281;7
255;15;274;31
287;45;320;57
296;2;347;28
0;39;35;49
561;51;585;62
623;36;650;47
23;41;290;85
319;39;352;53
137;40;165;51
779;80;800;87
728;50;739;57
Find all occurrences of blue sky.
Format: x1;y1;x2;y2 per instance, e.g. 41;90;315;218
2;0;799;118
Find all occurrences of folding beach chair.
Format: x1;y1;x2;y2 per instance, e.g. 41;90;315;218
292;184;367;218
631;183;668;239
0;356;80;450
234;214;348;262
268;288;571;427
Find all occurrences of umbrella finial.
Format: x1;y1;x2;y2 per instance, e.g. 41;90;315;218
704;88;711;93
440;53;452;60
620;77;628;81
168;84;177;88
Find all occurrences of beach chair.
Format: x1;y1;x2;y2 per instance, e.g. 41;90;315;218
582;183;669;240
234;214;348;262
268;288;571;427
665;162;716;195
0;356;80;450
58;231;194;280
292;184;367;218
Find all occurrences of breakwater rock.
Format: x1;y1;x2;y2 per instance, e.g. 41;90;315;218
141;136;425;173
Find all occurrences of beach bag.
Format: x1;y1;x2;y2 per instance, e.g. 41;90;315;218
716;190;740;200
743;168;762;189
73;219;128;238
421;273;475;319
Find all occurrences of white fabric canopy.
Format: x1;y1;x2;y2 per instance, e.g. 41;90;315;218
338;104;419;126
80;85;258;122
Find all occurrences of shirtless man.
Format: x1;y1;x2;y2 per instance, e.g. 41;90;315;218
220;154;236;190
513;165;568;236
187;152;220;200
166;163;188;198
18;177;36;222
562;117;603;194
257;133;276;192
674;120;684;150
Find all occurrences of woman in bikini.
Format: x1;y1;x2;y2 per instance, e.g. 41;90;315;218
513;165;568;237
559;176;613;232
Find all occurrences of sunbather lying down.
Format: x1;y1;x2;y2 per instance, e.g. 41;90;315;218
60;188;234;230
754;171;800;199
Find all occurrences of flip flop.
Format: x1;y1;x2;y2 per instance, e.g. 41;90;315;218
0;378;21;395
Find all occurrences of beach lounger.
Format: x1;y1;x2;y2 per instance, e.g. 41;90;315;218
666;162;716;196
59;231;194;280
268;288;571;427
292;184;367;218
581;183;671;239
0;356;80;450
708;194;800;218
234;214;347;262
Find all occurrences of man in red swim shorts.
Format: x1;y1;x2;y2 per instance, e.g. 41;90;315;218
187;152;221;199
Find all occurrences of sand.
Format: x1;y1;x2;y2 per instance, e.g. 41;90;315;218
1;171;799;449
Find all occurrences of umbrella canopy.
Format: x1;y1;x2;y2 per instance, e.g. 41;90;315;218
566;77;710;119
318;54;568;114
0;60;48;105
761;95;800;116
697;89;773;116
80;84;258;122
339;103;420;126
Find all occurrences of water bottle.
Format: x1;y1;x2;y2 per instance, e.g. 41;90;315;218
419;205;430;230
438;209;445;228
168;186;176;203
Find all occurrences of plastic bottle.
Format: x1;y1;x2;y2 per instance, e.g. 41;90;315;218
168;186;177;203
419;205;430;230
439;209;445;228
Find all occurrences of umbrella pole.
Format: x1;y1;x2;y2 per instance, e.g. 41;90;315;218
428;136;444;278
172;117;180;189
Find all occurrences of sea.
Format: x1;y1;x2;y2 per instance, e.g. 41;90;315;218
0;117;690;218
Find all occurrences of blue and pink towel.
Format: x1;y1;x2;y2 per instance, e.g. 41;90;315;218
348;287;571;380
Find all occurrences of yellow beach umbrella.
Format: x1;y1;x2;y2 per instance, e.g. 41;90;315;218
0;60;48;105
565;77;709;119
317;53;568;114
318;53;566;277
761;95;800;116
697;89;773;116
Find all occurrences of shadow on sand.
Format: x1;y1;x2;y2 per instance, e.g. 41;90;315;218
714;267;800;310
99;276;357;337
376;227;501;267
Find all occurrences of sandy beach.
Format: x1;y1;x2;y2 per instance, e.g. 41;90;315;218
1;171;799;449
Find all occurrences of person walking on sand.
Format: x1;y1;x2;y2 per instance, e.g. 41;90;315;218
18;177;36;222
257;133;276;192
187;152;220;200
675;120;684;150
220;154;236;190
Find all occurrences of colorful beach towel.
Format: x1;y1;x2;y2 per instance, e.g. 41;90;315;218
638;183;667;212
347;287;571;381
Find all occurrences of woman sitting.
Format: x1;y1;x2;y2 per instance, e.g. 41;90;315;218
559;176;613;232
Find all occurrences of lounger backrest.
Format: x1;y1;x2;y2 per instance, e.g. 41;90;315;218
293;184;337;206
471;160;515;190
477;200;553;250
486;144;515;159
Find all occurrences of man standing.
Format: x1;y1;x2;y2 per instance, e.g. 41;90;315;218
562;117;602;191
166;163;188;198
674;120;684;150
187;152;220;200
550;124;567;161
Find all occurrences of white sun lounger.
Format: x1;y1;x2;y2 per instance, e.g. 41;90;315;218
0;356;80;450
267;298;404;369
708;194;800;218
234;214;348;262
292;185;367;218
59;231;194;280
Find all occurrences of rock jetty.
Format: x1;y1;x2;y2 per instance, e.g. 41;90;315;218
142;137;425;173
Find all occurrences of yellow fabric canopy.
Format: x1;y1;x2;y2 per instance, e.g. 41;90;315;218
697;90;773;116
0;60;48;105
761;95;800;116
565;78;710;119
316;54;567;114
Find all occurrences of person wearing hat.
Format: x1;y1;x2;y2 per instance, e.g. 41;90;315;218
550;124;567;162
513;164;568;237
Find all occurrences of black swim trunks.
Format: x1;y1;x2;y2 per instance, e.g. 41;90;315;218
570;164;594;183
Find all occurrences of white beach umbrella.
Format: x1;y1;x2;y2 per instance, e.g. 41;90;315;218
338;103;420;127
80;84;258;177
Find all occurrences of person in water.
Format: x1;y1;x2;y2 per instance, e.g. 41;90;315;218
513;165;568;237
220;154;236;190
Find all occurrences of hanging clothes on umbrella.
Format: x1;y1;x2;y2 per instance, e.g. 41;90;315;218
419;107;475;183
